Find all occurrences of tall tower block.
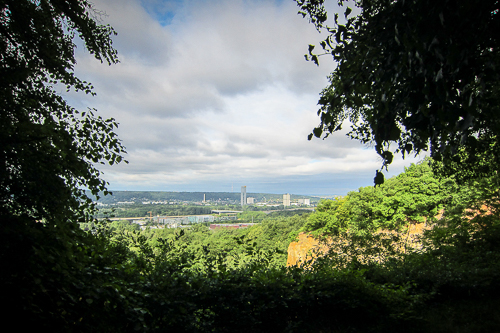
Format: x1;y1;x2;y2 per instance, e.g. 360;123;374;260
283;193;291;207
241;186;247;207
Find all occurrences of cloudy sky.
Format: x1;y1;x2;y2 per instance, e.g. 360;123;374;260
67;0;422;196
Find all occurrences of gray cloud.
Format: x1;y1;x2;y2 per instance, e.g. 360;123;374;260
74;0;420;195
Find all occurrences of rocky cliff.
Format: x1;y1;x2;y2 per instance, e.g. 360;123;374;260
287;223;430;267
286;233;330;267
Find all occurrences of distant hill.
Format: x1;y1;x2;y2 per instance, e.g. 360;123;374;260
90;191;318;204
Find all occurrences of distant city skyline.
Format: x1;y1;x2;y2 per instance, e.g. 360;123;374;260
104;165;420;196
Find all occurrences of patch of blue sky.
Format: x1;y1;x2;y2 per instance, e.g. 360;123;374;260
139;0;184;26
139;0;289;26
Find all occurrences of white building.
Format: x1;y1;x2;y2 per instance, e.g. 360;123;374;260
297;198;311;206
283;193;291;207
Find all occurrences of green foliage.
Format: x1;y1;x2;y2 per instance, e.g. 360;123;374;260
138;214;308;269
0;0;126;223
6;187;500;331
295;2;500;323
1;214;147;331
299;0;500;182
237;210;267;222
302;196;350;234
302;160;451;236
0;0;129;329
107;220;141;232
348;161;451;232
97;204;215;219
267;209;312;218
3;1;500;331
61;217;418;332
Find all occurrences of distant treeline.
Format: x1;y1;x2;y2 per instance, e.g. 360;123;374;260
97;205;314;219
97;205;215;219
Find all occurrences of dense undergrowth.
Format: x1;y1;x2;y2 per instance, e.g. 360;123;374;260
3;162;500;332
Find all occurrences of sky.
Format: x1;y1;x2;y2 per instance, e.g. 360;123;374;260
67;0;423;196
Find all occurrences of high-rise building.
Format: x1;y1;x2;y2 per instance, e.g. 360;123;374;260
283;193;291;207
247;197;255;204
241;186;247;206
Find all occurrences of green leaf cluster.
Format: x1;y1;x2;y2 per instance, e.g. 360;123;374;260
302;160;451;236
0;0;126;224
1;0;128;328
300;0;500;182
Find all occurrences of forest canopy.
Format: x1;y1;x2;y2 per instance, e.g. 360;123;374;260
301;160;451;236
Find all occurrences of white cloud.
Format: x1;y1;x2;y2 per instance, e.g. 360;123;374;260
68;0;422;195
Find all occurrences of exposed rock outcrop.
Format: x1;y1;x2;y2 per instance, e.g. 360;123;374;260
286;233;330;267
287;223;430;267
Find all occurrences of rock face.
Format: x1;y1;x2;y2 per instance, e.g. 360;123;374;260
286;233;331;267
287;223;430;267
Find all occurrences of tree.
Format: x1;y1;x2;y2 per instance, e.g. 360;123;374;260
302;160;453;235
297;0;500;183
301;196;350;234
0;0;126;223
0;2;128;328
347;160;451;232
